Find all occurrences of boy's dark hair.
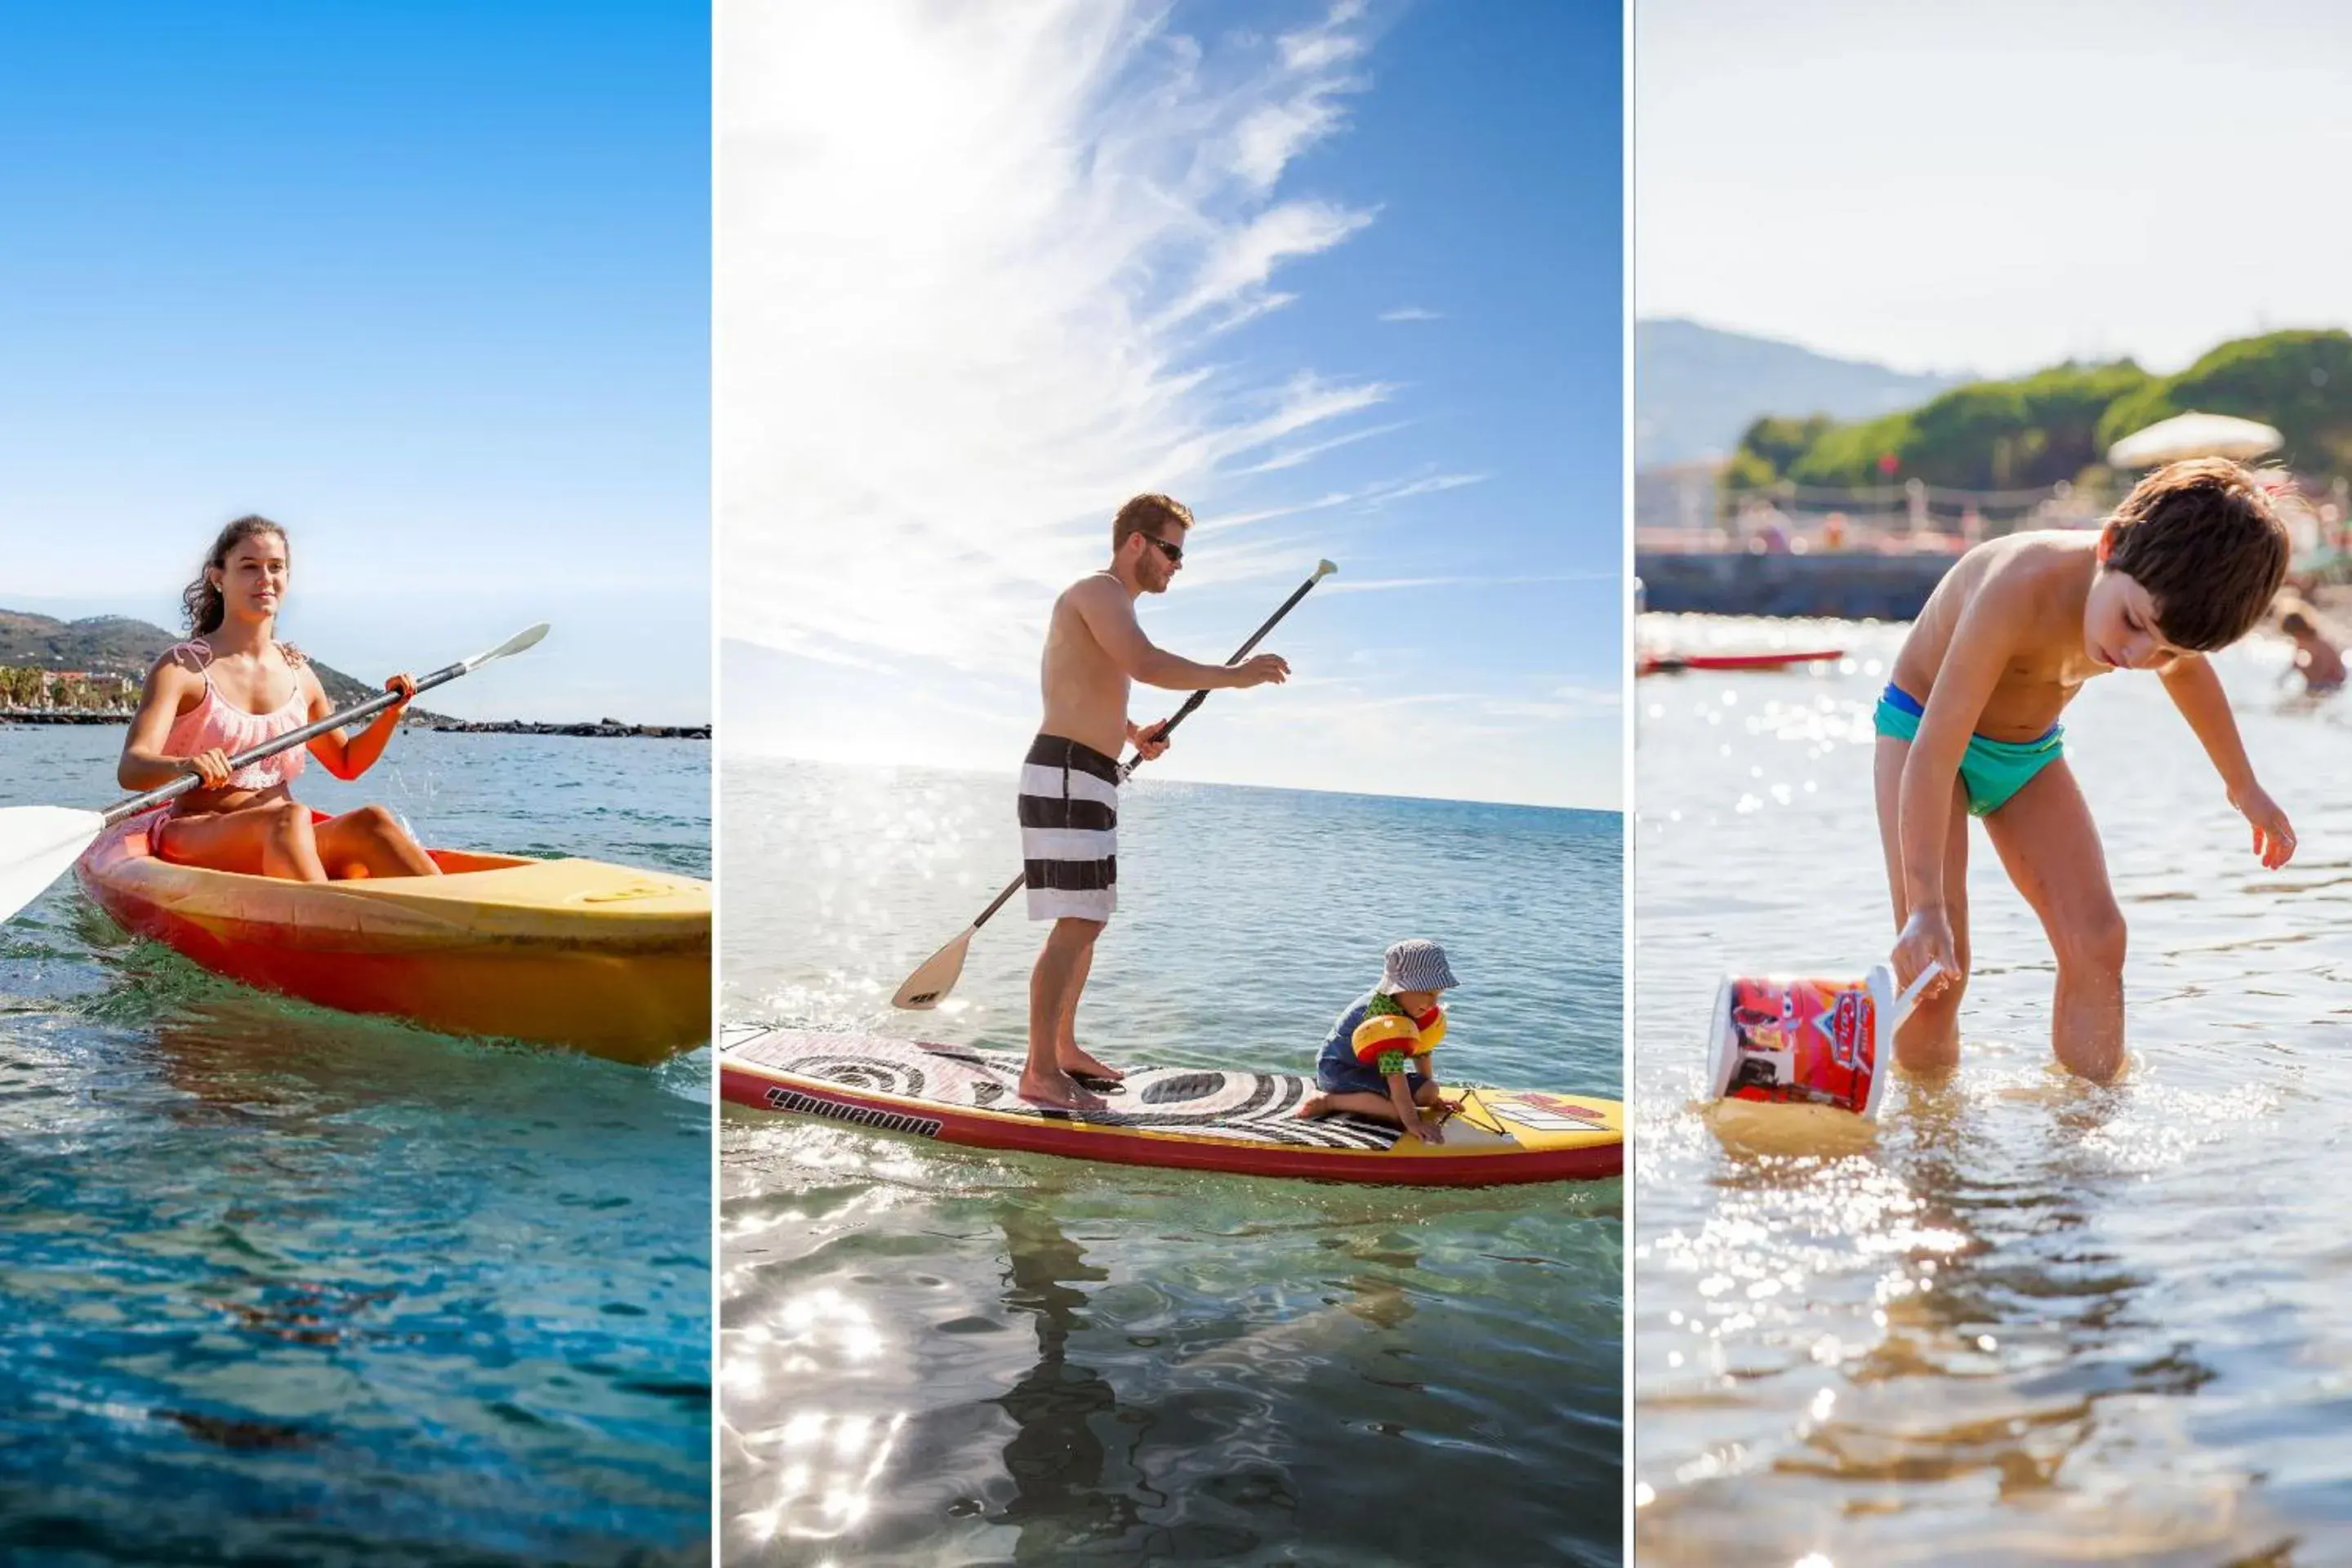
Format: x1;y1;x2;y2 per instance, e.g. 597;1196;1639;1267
2281;608;2316;638
2100;458;2290;650
1111;493;1193;553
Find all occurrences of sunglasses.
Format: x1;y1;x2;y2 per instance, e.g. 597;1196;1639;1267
1144;536;1184;565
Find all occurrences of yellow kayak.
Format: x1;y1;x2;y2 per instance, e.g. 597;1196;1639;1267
78;811;710;1062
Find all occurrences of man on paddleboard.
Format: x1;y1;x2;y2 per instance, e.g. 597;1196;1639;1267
1020;493;1290;1109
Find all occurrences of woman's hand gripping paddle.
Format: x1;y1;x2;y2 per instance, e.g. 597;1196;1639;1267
0;624;549;924
893;562;1336;1010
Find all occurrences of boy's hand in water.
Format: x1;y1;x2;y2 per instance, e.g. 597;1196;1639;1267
2230;781;2296;868
1892;906;1958;998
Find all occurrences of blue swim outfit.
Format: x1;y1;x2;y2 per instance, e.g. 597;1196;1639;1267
1315;991;1431;1098
1873;684;2064;817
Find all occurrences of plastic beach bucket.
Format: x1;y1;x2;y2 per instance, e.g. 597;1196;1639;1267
1705;964;1940;1118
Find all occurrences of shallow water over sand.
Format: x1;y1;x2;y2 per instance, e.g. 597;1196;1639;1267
1633;614;2352;1565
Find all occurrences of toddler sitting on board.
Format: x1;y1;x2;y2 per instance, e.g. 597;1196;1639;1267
1295;938;1462;1145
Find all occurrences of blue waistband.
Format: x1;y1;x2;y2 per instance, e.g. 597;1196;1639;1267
1879;683;2059;746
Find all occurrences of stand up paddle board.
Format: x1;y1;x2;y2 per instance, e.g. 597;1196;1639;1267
720;1027;1622;1186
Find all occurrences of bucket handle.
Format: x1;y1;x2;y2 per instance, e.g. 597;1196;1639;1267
1892;963;1944;1022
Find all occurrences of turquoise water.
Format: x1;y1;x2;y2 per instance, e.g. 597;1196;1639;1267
1636;615;2352;1564
0;726;711;1564
720;758;1623;1566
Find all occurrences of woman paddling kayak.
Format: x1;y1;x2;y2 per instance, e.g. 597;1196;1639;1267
115;514;438;882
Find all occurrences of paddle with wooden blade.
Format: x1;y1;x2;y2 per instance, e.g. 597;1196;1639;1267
0;623;550;924
892;561;1335;1010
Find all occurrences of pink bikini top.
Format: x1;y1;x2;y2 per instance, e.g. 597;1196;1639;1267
162;639;312;791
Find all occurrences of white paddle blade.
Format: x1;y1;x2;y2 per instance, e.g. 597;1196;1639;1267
465;622;550;670
891;929;973;1010
0;806;106;924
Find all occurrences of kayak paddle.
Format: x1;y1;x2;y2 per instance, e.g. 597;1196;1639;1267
892;561;1335;1010
0;623;549;924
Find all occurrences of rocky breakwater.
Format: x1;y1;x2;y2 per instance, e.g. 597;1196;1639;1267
1636;549;1957;620
0;709;137;725
425;717;710;739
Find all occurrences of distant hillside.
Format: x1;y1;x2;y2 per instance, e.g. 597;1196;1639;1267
1725;328;2352;495
0;610;439;716
1636;318;1963;467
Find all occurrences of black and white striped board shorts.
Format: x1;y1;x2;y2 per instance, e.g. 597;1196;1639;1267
1018;733;1119;922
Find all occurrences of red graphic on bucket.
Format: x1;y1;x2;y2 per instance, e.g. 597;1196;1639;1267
1706;965;1895;1117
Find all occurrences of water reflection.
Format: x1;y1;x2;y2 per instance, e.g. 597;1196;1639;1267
724;756;1624;1566
1637;617;2333;1562
987;1198;1144;1555
722;1111;1622;1566
733;1286;906;1544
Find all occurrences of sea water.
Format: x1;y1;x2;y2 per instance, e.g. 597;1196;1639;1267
721;758;1624;1567
0;726;711;1564
1634;614;2352;1564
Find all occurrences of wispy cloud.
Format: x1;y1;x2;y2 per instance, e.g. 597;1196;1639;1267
1236;420;1410;474
720;0;1389;673
1322;572;1623;595
1379;305;1443;322
1359;472;1488;507
715;1;1619;806
1195;470;1490;534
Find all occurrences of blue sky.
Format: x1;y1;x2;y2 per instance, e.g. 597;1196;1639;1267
719;0;1624;809
0;2;709;723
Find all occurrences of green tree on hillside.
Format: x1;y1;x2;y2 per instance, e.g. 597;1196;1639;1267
1726;332;2352;500
1786;361;2149;490
2096;330;2352;472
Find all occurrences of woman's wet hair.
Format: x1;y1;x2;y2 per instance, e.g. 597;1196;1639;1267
2101;458;2291;650
181;514;289;635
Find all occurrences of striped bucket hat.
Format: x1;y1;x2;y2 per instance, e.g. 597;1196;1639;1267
1376;938;1460;996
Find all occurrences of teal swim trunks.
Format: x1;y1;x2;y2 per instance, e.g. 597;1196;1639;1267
1873;684;2063;817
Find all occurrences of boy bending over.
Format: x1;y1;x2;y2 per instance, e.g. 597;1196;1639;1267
1882;458;2294;1083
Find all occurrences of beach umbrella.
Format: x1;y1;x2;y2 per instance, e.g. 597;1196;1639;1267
2107;410;2283;468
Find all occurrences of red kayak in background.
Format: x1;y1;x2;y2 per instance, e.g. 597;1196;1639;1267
1637;648;1845;676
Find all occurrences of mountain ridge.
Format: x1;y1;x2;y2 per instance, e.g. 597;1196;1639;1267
0;608;434;715
1637;317;1966;468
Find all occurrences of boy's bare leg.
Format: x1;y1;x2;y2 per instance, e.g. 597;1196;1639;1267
1294;1089;1401;1123
1983;759;2127;1083
1874;737;1971;1073
1023;918;1105;1109
1054;939;1124;1082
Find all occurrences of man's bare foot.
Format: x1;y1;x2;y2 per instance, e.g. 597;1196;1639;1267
1056;1044;1125;1083
1293;1094;1331;1120
1018;1067;1105;1111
